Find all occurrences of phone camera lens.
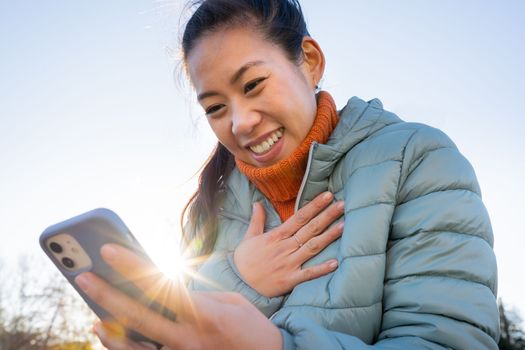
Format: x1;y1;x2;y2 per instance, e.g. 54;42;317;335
62;257;75;269
50;242;63;253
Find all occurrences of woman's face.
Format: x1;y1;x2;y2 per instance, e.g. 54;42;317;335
187;26;323;167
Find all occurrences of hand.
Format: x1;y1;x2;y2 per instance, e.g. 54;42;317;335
75;244;282;350
93;321;161;350
233;191;344;298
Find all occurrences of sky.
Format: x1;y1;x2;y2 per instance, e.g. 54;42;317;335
1;0;524;322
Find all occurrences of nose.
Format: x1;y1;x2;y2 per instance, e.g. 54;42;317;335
231;103;261;136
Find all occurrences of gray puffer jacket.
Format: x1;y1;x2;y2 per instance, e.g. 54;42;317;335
188;96;499;349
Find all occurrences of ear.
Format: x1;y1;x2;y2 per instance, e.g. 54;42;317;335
300;36;326;89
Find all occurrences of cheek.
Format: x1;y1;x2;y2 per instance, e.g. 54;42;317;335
270;71;316;122
208;120;239;152
209;121;228;143
284;93;317;133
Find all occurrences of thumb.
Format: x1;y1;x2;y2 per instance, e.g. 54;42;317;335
244;202;266;240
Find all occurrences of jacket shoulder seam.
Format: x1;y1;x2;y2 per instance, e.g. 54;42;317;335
403;145;457;183
345;201;395;214
397;187;481;206
388;228;494;250
385;273;495;290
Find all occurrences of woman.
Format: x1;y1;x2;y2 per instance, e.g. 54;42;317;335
74;0;499;349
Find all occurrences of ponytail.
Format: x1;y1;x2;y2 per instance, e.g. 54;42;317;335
181;142;235;256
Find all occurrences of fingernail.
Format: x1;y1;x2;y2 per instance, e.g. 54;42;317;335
338;221;345;230
323;192;333;201
337;201;345;210
329;260;338;269
75;274;91;292
101;244;118;262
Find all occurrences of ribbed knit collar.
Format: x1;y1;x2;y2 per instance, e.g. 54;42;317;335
235;91;338;221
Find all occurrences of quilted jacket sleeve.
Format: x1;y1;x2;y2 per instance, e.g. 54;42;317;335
275;125;499;349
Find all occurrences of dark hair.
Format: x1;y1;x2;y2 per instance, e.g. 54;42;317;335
181;0;310;257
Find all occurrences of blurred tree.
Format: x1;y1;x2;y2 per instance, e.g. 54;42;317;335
0;256;99;350
499;299;525;350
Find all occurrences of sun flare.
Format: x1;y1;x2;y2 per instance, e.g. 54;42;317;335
151;247;188;281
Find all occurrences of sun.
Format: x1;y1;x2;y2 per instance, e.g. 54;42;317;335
153;249;188;281
134;228;188;282
134;226;216;289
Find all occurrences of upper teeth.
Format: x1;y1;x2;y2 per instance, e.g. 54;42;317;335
250;128;283;154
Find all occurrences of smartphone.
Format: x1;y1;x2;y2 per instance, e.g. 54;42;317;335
40;208;175;348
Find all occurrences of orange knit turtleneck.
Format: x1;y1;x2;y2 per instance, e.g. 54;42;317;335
235;91;339;221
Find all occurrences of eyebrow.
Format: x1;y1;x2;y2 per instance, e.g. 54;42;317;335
197;60;265;102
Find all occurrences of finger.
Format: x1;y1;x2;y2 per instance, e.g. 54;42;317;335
94;321;157;350
100;244;186;313
290;259;339;286
295;221;344;261
275;191;334;239
293;200;344;245
100;244;159;283
244;202;266;240
77;272;185;349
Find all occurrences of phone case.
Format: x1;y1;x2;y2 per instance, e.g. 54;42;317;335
40;208;175;348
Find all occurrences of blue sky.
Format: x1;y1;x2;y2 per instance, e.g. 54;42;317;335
1;0;524;318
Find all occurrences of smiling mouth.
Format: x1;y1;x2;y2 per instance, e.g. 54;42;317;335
248;128;284;155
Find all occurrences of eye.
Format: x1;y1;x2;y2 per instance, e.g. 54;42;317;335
244;77;267;94
205;104;224;116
